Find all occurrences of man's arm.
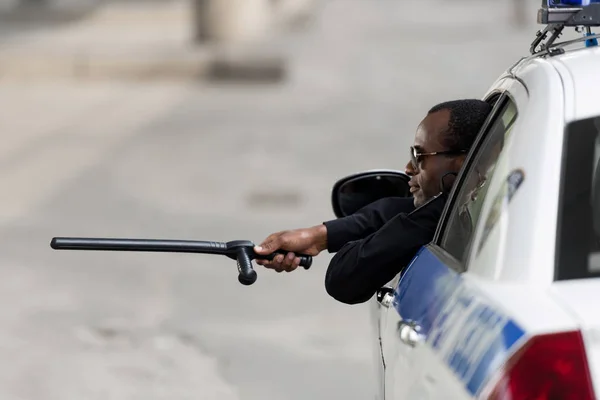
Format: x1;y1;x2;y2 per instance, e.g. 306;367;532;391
254;196;416;272
324;194;447;305
323;196;416;253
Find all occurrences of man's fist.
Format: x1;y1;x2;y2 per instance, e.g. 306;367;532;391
254;224;328;272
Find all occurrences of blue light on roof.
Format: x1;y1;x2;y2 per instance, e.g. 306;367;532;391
549;0;600;6
543;0;600;23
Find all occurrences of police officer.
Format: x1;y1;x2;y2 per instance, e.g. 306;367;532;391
254;99;493;304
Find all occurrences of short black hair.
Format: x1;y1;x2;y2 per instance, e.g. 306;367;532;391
428;99;493;152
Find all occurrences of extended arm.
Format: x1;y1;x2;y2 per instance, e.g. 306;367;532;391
324;194;447;305
323;196;416;252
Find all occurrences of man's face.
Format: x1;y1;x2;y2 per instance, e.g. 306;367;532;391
405;109;466;207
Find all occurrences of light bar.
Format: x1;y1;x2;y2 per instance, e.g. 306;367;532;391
549;0;600;6
539;0;600;25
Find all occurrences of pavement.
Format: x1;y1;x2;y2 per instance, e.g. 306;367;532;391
0;0;214;81
0;0;307;82
0;0;554;399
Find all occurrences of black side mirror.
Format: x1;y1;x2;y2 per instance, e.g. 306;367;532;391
331;170;411;218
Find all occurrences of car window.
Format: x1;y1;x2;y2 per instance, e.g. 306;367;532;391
556;115;600;280
439;98;518;266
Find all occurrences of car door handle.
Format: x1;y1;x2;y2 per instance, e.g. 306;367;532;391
397;321;422;347
376;287;394;308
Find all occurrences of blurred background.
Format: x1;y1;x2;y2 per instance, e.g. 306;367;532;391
0;0;550;399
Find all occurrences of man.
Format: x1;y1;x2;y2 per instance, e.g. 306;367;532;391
254;99;493;304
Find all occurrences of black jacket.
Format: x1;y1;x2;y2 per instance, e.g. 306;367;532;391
322;194;448;305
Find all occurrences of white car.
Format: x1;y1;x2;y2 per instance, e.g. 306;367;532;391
331;2;600;399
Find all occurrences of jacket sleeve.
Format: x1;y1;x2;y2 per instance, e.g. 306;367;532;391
324;194;447;305
322;197;416;253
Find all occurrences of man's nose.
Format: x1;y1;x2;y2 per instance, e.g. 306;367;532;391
405;159;417;176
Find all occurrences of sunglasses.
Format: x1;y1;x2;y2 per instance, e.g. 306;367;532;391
410;146;468;171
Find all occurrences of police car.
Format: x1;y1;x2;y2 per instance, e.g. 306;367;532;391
330;1;600;398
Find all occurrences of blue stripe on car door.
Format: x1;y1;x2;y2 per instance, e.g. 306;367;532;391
391;246;526;396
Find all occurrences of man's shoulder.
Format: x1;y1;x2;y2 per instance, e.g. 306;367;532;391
375;196;416;210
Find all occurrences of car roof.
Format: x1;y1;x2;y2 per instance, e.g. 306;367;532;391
508;43;600;122
548;45;600;121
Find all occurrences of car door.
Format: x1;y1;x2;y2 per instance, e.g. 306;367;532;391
379;87;524;399
373;274;400;399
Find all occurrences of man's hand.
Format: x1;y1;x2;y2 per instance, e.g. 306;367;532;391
254;224;328;273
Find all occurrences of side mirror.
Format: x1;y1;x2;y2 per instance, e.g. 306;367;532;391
331;170;411;218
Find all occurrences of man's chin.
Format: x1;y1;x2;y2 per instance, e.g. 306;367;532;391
412;193;424;208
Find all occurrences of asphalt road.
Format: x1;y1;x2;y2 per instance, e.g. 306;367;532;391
0;1;546;399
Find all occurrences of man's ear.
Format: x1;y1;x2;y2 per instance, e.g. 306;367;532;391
450;154;467;172
440;172;458;193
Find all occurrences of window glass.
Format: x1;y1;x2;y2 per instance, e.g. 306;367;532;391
556;115;600;280
440;99;518;265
